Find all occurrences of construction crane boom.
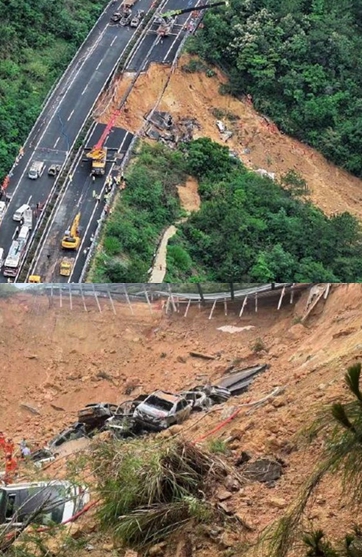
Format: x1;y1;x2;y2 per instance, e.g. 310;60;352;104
161;1;227;19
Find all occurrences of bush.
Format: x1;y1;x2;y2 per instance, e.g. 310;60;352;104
95;438;230;547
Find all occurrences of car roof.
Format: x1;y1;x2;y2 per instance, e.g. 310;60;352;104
149;390;181;403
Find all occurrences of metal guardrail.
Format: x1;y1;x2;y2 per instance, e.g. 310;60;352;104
26;281;311;299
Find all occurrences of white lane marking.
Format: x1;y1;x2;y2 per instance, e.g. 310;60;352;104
110;36;117;46
0;30;111;230
54;137;60;148
67;109;75;122
95;56;105;71
81;83;89;96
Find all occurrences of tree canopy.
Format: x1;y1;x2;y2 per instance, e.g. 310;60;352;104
189;0;362;176
0;0;108;182
166;138;362;282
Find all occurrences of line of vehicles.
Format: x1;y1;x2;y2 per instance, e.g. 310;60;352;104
111;0;145;28
0;203;80;281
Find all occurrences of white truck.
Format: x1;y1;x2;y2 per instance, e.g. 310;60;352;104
0;201;6;225
3;226;30;277
0;481;90;527
28;161;45;180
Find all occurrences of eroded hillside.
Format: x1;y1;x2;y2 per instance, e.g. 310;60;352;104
96;55;362;221
1;285;362;556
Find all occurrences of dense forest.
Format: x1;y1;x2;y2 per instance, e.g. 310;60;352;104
189;0;362;177
93;139;362;283
0;0;107;181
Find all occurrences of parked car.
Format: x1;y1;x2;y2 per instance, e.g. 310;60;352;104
0;481;89;528
78;403;118;429
133;391;192;431
47;422;88;450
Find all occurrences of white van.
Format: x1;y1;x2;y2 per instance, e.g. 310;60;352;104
0;248;4;270
13;204;30;222
18;226;30;242
28;161;45;180
0;481;90;527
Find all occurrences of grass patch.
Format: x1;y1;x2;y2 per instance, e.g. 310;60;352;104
208;438;228;454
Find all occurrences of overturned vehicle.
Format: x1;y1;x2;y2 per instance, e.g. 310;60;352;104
180;385;231;411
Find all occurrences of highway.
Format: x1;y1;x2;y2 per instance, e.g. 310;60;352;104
0;0;155;283
25;0;198;282
32;125;133;282
2;0;203;283
127;0;198;70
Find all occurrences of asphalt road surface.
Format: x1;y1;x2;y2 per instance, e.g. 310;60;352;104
32;125;134;282
26;0;196;283
0;0;155;283
126;0;197;70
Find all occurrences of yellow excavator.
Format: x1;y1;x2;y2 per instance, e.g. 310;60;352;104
61;213;81;250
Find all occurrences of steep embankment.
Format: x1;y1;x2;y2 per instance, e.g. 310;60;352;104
96;56;362;221
2;285;362;555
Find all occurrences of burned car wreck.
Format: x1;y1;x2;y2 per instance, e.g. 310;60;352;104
133;391;193;431
106;395;148;438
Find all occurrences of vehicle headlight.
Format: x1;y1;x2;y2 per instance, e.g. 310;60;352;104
159;420;168;429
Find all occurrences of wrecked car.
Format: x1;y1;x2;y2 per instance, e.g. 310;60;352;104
106;395;148;438
111;11;122;22
192;385;231;404
130;9;145;27
30;448;56;468
133;391;192;431
47;422;88;450
0;481;89;528
180;390;212;411
120;11;132;25
47;164;60;177
78;403;118;429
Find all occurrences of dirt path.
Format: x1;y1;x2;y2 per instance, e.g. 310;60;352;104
148;225;177;282
148;177;200;282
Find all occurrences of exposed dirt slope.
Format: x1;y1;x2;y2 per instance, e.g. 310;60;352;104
97;56;362;220
2;285;362;555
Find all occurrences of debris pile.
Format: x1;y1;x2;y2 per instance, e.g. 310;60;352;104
144;111;201;146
